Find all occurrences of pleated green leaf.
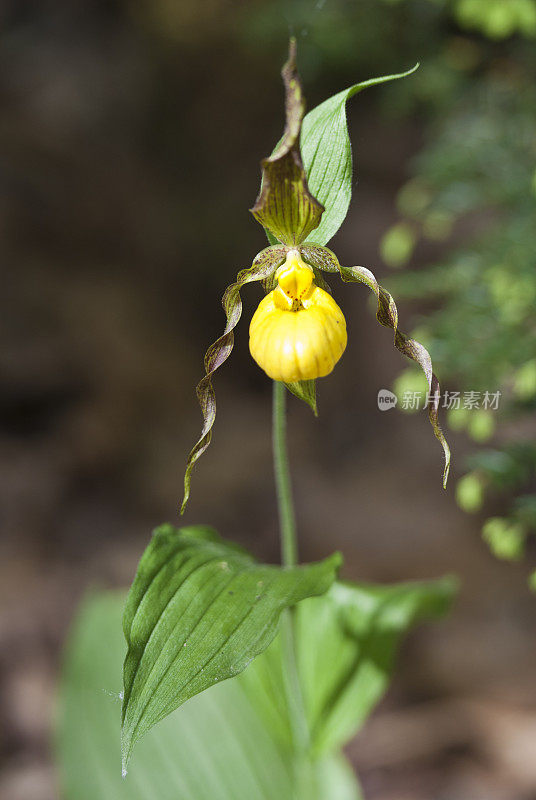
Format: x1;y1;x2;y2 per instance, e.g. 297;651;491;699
250;39;324;246
58;591;362;800
295;577;457;755
238;577;456;758
301;64;419;247
301;244;451;487
121;524;341;769
181;244;286;513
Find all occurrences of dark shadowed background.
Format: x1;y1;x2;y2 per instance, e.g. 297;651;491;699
1;1;535;799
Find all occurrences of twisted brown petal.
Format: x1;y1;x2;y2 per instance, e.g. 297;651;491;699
250;39;324;246
301;244;450;487
181;245;287;513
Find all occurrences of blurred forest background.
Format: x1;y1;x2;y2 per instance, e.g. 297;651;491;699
1;1;536;799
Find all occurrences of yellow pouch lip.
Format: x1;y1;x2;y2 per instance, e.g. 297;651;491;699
249;282;347;383
274;250;314;306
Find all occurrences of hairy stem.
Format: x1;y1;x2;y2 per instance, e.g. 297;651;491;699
272;381;310;759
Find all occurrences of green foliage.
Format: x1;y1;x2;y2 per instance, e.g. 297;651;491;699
380;19;536;573
239;577;456;757
58;592;362;800
513;359;536;400
300;65;419;247
482;518;526;562
380;222;417;268
514;495;536;528
392;368;429;414
447;406;471;432
59;579;455;797
456;472;484;514
454;0;536;39
387;78;536;385
294;578;456;754
466;446;536;490
466;410;495;443
121;524;341;768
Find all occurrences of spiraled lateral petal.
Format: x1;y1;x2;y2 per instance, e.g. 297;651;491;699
181;245;287;513
301;244;451;487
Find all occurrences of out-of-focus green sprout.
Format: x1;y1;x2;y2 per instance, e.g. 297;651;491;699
454;0;536;39
467;410;495;443
392;368;429;413
456;472;484;514
377;2;536;583
513;359;536;400
482;518;526;562
380;222;417;269
447;406;470;432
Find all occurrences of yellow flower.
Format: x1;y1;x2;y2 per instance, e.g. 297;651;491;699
249;250;347;382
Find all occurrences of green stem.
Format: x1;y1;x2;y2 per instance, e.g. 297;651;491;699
272;381;311;763
272;380;298;568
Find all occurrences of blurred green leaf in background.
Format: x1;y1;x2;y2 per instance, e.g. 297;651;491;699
58;592;358;800
57;575;455;799
364;0;536;584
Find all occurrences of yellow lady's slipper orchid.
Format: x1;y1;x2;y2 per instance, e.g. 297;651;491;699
249;251;347;382
181;44;450;514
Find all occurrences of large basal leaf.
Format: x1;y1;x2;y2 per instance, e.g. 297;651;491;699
57;580;455;799
57;591;362;800
121;524;341;768
235;576;456;757
294;577;457;755
301;65;419;247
